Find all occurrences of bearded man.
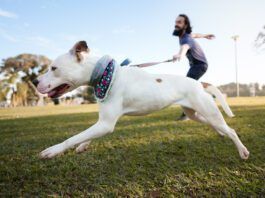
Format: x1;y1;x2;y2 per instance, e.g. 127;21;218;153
172;14;215;120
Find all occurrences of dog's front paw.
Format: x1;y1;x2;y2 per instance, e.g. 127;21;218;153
75;141;91;153
239;146;250;160
40;143;65;159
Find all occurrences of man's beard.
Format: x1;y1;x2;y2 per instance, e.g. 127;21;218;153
172;28;185;36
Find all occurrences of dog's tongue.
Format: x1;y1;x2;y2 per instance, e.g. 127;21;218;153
48;90;57;97
48;84;70;98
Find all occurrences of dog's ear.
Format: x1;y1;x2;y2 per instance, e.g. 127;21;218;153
70;41;90;62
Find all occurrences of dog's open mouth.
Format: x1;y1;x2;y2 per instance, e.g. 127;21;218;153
48;84;70;98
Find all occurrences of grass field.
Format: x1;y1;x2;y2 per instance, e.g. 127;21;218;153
0;97;264;196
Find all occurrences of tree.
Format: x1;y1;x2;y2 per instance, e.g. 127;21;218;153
75;86;96;103
254;25;265;52
0;54;51;106
86;87;96;103
219;82;265;97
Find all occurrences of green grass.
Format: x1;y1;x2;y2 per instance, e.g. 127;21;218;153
0;103;265;196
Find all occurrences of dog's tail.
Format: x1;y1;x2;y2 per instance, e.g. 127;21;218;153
202;82;235;117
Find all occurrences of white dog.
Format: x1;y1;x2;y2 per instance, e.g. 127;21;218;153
36;41;249;160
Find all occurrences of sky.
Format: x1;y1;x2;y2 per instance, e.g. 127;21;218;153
0;0;265;85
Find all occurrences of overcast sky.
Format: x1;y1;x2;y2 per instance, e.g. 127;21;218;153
0;0;265;85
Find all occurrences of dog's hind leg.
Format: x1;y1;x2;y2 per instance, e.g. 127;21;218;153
212;124;249;159
182;107;225;136
40;100;123;159
182;107;208;124
189;92;249;159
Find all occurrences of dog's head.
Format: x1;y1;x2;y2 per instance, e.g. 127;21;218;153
35;41;94;98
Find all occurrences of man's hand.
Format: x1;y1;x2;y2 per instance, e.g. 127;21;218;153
173;54;181;62
204;34;215;40
192;33;215;40
173;44;190;62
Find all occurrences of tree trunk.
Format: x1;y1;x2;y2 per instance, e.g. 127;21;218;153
27;81;45;106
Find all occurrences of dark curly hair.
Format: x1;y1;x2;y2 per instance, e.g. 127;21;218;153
179;14;192;34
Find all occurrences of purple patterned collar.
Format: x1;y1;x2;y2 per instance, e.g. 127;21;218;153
89;55;117;101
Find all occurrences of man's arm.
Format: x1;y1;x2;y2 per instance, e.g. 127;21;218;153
191;33;215;40
173;44;190;62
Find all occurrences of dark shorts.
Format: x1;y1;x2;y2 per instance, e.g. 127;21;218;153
186;64;208;80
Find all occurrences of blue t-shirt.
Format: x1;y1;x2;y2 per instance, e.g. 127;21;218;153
179;33;208;66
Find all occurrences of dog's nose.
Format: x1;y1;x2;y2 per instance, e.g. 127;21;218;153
32;79;39;87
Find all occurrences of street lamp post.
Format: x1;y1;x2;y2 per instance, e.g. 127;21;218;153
231;35;240;97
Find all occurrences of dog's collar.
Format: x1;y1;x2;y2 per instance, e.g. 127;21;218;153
89;55;117;102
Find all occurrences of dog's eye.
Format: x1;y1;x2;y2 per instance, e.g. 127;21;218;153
51;66;57;71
